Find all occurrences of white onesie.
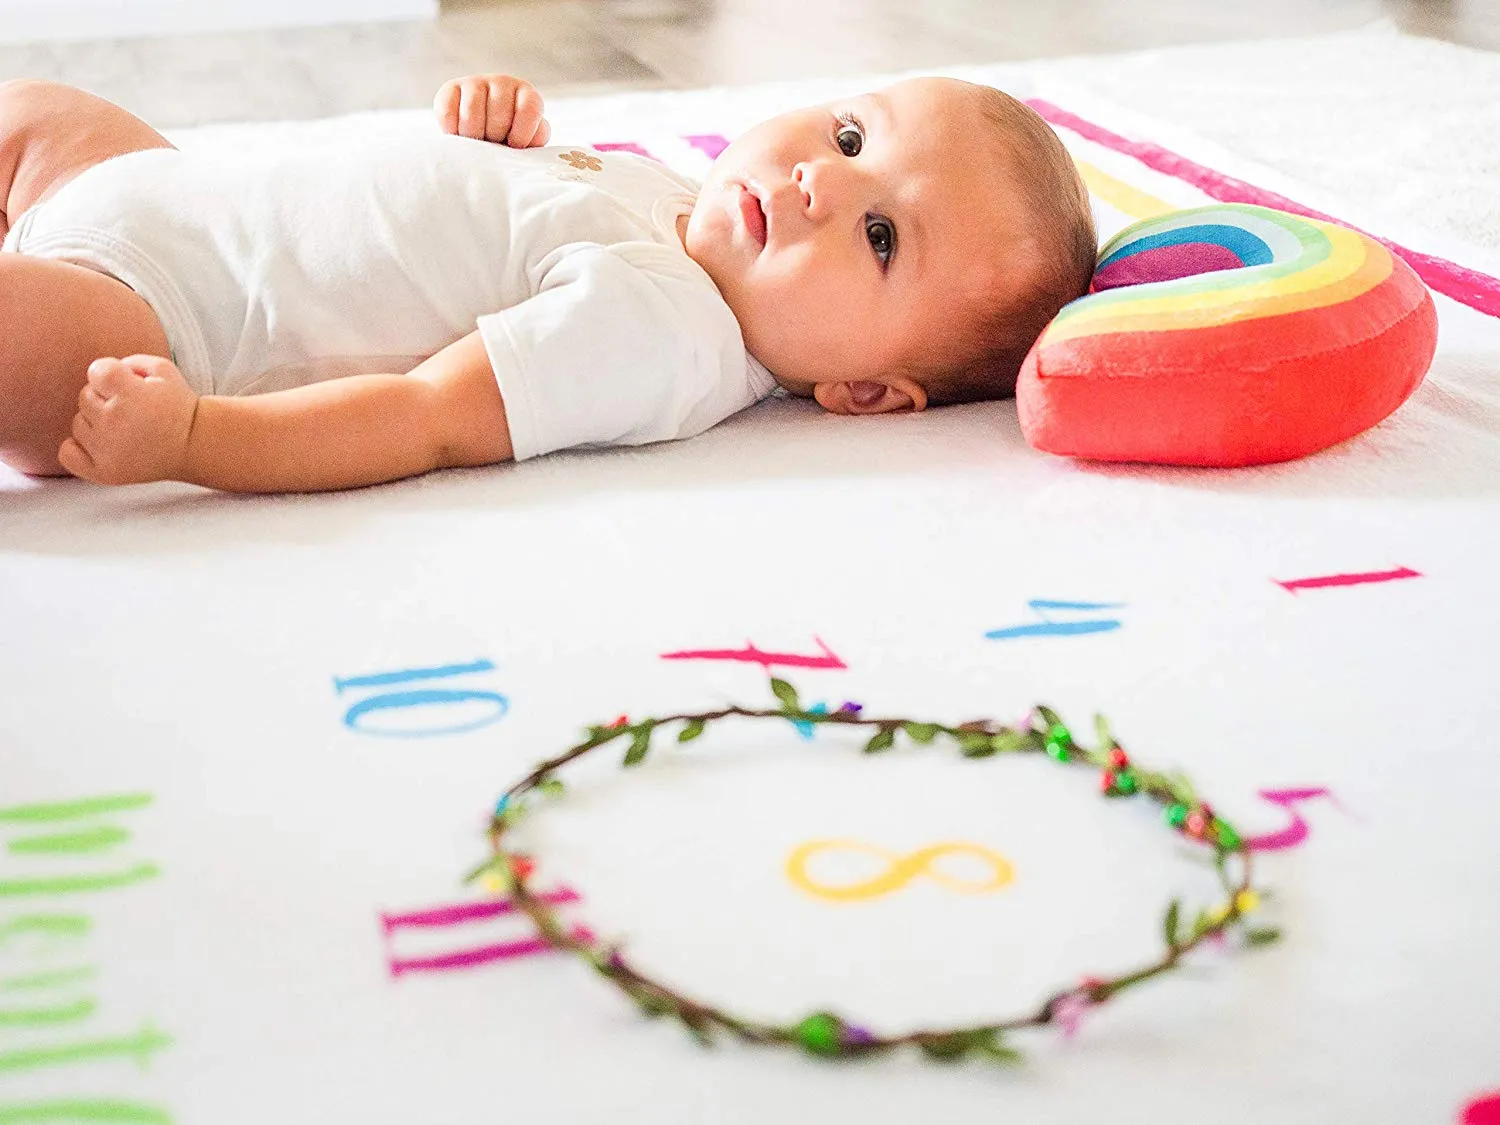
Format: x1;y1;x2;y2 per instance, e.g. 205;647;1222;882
2;131;777;461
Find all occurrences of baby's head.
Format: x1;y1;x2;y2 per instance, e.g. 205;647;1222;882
682;77;1096;413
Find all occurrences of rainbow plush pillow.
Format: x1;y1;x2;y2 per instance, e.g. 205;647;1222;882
1015;204;1438;467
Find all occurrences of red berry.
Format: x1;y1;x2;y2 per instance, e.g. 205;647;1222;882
1185;811;1208;838
1108;747;1129;769
510;855;536;879
1100;770;1117;794
608;715;628;729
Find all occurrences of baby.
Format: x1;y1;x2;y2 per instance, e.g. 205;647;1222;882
0;73;1094;492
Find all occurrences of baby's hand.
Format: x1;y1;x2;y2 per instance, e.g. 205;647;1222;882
57;356;197;486
434;75;551;147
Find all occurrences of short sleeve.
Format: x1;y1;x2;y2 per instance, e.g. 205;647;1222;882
476;241;765;461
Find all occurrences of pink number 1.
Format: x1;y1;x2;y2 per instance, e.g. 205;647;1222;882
1245;787;1337;852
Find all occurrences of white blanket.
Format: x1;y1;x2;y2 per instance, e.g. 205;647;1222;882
3;23;1498;1124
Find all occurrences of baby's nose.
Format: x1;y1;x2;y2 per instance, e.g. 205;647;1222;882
791;161;826;219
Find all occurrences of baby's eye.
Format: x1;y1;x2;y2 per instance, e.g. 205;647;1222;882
835;114;864;157
866;216;895;267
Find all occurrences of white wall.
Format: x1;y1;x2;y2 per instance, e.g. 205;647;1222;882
0;0;438;45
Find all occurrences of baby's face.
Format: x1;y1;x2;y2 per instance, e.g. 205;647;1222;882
682;77;1025;399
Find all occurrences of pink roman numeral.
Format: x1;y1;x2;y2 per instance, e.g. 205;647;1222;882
1276;566;1421;593
379;888;591;977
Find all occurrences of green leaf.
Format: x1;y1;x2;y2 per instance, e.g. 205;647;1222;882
1034;704;1063;729
981;1042;1024;1065
990;730;1030;753
770;678;800;711
499;800;531;829
972;1031;1023;1065
918;1034;968;1061
679;1010;716;1047
633;991;674;1018
1093;713;1112;748
537;777;566;798
677;718;706;743
462;856;504;885
623;728;652;767
1163;899;1181;949
903;722;939;744
1243;926;1282;947
1189;908;1215;940
864;729;896;754
1165;770;1199;805
959;733;996;758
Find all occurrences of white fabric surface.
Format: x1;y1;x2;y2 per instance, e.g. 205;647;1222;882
3;23;1499;1124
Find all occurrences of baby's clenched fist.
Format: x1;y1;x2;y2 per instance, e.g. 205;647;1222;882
434;75;551;147
57;356;197;486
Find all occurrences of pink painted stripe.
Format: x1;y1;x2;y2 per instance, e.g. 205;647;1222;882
1276;566;1421;593
660;636;847;669
388;924;595;976
1027;98;1500;320
380;886;580;932
684;134;730;160
594;141;658;160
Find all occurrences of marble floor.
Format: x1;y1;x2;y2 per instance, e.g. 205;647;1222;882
0;0;1495;128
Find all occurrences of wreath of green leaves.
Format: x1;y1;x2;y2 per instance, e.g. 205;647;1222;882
469;679;1279;1064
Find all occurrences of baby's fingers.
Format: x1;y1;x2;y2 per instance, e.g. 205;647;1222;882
479;78;523;144
459;79;501;141
437;77;501;140
57;435;98;481
75;383;108;424
506;83;547;147
86;357;136;398
433;80;462;135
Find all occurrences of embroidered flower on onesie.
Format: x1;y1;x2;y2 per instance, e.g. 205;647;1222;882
559;150;604;172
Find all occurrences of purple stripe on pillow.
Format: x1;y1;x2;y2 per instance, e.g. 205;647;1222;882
1092;241;1246;290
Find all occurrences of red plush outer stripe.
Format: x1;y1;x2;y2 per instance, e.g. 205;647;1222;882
1017;263;1438;467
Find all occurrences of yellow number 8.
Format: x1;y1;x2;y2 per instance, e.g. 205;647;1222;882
785;839;1015;902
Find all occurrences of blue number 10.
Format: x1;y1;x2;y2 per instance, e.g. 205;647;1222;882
334;659;509;738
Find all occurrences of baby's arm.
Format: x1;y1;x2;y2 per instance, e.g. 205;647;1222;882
433;74;550;147
58;331;512;492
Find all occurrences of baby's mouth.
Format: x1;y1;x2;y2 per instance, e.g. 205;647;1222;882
736;183;767;249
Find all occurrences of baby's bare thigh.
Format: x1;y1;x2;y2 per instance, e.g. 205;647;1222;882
0;79;174;237
0;81;174;476
0;254;170;477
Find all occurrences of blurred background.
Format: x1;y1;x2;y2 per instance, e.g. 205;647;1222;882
0;0;1495;128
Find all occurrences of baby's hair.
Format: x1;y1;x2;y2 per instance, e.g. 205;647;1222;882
919;86;1097;405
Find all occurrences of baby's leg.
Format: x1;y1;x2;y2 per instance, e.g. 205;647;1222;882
1;79;174;237
0;80;174;475
0;256;169;475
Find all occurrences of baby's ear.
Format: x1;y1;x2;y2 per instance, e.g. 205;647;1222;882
812;378;928;415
